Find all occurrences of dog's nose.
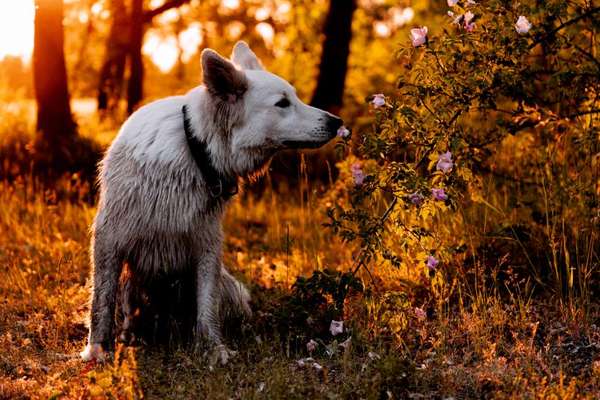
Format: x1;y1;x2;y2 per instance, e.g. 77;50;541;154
326;115;343;135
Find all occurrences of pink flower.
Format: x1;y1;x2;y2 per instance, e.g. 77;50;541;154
330;320;344;336
436;151;453;173
306;339;318;353
432;188;447;201
339;337;352;351
410;26;428;47
337;126;350;138
515;16;532;34
414;307;427;320
351;163;365;186
409;192;424;206
371;93;386;108
447;0;458;6
426;255;439;271
466;0;477;6
462;11;475;31
464;11;474;24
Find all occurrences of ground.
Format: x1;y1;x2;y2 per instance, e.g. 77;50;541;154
1;177;599;399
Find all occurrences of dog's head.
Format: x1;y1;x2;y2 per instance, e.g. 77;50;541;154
200;41;343;175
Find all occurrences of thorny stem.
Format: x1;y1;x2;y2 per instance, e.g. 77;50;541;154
351;197;398;277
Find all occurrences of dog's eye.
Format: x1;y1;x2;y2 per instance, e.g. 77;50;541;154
274;98;290;108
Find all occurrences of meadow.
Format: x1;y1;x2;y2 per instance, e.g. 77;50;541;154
1;0;600;398
0;104;598;399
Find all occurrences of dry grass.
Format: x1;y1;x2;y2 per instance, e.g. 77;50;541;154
0;102;599;398
0;179;599;399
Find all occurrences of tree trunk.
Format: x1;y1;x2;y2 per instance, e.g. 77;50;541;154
310;0;357;114
33;0;77;162
97;0;129;113
127;0;144;114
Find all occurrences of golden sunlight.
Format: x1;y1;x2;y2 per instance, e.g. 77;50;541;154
0;0;35;61
143;31;179;73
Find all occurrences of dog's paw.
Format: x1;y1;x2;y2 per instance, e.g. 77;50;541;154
209;344;237;367
80;343;108;362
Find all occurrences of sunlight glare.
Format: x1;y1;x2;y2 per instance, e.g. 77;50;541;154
256;22;275;47
0;0;35;61
143;31;179;73
222;0;240;10
374;21;391;38
255;6;271;21
179;23;203;63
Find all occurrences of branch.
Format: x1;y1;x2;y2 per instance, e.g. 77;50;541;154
572;43;600;70
143;0;190;22
565;108;600;119
529;6;600;49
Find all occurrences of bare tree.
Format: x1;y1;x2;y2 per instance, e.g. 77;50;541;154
97;0;129;113
97;0;192;114
310;0;357;114
127;0;145;114
33;0;77;160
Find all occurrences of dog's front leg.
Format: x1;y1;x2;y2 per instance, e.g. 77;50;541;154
195;250;238;365
195;250;224;345
81;229;122;361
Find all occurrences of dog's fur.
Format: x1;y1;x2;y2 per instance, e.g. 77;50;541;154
81;42;342;361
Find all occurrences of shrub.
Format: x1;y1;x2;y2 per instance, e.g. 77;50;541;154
327;0;599;313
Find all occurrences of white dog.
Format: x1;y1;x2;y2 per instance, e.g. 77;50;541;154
81;41;343;362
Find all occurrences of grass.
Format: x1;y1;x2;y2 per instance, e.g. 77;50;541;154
0;105;599;399
1;178;599;399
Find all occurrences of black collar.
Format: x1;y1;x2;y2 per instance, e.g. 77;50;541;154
182;105;238;199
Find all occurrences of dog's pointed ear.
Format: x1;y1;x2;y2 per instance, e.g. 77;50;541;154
202;48;248;103
231;41;263;71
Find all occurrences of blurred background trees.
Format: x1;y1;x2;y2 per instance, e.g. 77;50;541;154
13;0;416;181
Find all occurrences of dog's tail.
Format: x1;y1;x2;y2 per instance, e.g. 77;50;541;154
219;265;252;322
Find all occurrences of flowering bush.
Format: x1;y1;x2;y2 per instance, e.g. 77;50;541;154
327;0;599;309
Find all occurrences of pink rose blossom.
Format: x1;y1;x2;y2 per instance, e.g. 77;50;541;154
330;320;344;336
410;26;428;47
371;93;386;108
515;16;532;34
306;339;318;353
351;163;365;186
409;192;424;206
436;151;454;173
426;255;439;271
337;126;350;138
339;337;352;351
414;307;427;320
464;11;474;23
463;11;475;31
432;188;448;201
447;0;458;6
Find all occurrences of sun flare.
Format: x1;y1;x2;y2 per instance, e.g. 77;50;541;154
0;0;35;61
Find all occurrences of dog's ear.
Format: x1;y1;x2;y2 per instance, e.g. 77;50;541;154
202;49;248;103
231;41;263;71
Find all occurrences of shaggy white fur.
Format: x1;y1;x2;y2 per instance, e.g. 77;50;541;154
82;41;342;362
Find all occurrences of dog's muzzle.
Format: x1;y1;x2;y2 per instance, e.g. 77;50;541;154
326;115;344;137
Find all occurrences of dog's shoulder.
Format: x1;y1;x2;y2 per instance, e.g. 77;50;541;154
109;95;189;164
